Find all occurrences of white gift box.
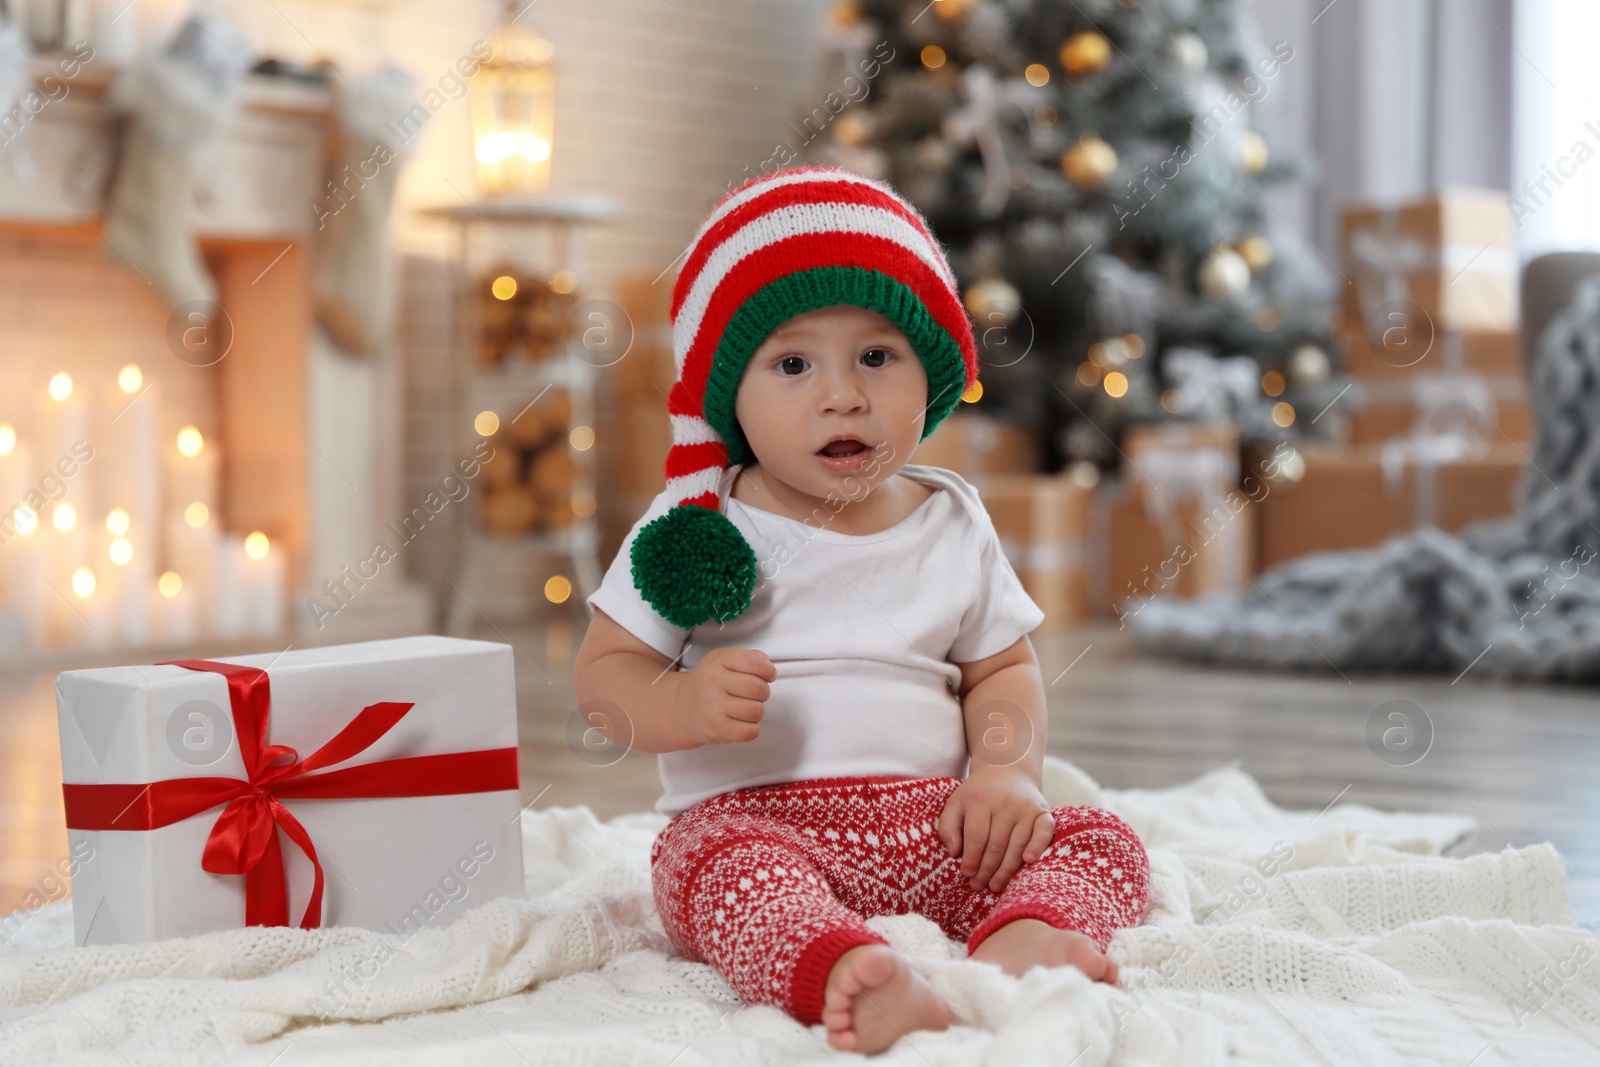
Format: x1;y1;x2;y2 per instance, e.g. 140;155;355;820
55;635;526;946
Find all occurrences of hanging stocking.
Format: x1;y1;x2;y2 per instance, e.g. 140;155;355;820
0;12;34;180
103;13;253;309
313;65;419;356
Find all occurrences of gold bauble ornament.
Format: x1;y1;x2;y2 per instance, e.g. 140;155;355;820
934;0;976;21
1059;30;1112;76
1060;134;1118;188
964;276;1022;326
1238;235;1273;270
1240;131;1269;174
834;109;876;147
829;1;861;27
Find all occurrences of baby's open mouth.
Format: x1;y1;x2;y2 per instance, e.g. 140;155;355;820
818;439;870;457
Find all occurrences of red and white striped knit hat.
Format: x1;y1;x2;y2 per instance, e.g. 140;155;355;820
629;165;979;630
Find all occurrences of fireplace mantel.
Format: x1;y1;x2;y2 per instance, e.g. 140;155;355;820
2;55;332;237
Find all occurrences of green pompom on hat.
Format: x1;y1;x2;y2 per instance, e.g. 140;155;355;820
630;165;979;629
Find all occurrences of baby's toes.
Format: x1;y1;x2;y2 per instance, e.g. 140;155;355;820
1061;934;1113;981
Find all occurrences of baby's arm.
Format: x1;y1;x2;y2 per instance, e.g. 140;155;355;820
574;607;775;754
937;636;1054;894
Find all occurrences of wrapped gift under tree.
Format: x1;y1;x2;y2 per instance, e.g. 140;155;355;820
1091;423;1259;621
979;474;1094;629
910;412;1038;487
1248;442;1524;570
1337;191;1531;448
1340;187;1517;338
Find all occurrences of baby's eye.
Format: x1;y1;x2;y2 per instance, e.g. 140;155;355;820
861;347;893;368
778;355;807;376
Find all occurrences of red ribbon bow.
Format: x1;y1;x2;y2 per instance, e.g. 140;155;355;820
62;659;519;929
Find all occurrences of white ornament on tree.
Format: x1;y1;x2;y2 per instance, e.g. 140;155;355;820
1197;247;1250;297
1288;343;1330;384
1166;31;1208;74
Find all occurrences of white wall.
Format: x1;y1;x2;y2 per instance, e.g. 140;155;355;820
1511;0;1600;258
212;0;834;285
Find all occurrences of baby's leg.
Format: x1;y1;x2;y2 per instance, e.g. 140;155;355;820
964;805;1150;978
651;808;950;1050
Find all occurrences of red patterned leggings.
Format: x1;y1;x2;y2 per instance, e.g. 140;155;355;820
649;775;1150;1026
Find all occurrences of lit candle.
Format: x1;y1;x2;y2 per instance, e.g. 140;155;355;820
1;499;49;648
211;533;248;640
163;424;218;523
99;519;150;646
0;424;23;507
33;371;96;529
0;430;33;601
241;531;285;637
150;570;197;646
45;496;91;647
165;500;218;639
100;365;161;547
56;563;112;648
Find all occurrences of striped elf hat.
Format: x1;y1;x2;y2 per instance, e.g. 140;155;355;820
629;165;980;630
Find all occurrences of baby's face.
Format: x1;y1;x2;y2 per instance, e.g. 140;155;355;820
733;304;929;503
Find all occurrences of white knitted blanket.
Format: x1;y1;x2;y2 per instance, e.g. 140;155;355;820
1;757;1593;1065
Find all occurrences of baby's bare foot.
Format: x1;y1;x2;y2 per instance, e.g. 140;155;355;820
970;918;1120;986
821;944;952;1055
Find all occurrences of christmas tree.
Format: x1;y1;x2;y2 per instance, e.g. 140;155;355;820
810;0;1344;471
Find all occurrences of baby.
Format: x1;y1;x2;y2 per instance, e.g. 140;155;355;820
575;165;1149;1055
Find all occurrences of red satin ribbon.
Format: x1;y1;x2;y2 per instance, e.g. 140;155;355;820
61;659;519;929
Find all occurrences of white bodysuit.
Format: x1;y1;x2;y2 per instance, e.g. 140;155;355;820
585;463;1046;816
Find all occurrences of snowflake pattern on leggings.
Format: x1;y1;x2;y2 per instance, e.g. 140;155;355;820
650;775;1150;1025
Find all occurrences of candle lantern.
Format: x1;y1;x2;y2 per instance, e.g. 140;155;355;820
469;2;556;197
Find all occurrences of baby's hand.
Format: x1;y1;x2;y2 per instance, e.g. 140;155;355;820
674;647;776;746
937;770;1055;895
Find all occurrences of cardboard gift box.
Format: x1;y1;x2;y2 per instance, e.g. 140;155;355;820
1346;379;1532;446
911;412;1038;484
1339;326;1523;381
1121;422;1241;502
56;635;525;946
1090;421;1255;619
1340;188;1517;336
979;474;1093;628
1089;478;1258;620
1250;443;1525;570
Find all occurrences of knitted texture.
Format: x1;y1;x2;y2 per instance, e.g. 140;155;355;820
649;775;1150;1025
1;757;1592;1064
630;165;979;630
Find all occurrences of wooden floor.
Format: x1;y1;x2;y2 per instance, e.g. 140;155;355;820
3;618;1596;927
